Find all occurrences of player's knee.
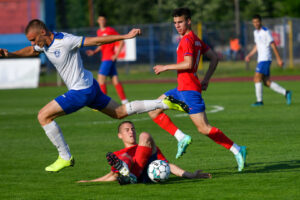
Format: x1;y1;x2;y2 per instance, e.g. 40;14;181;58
139;132;153;146
197;126;210;135
37;110;48;125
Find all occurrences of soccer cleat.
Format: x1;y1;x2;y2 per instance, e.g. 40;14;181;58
234;146;247;172
285;90;292;105
163;96;189;113
117;173;137;185
176;135;192;159
45;156;74;172
251;101;264;107
106;152;130;177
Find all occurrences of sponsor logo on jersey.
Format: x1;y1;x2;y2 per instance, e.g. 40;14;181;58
54;49;61;58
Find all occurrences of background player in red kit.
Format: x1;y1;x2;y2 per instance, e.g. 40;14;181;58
149;8;247;171
78;121;211;184
86;14;128;104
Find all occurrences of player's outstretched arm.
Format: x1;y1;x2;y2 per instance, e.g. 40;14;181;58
84;28;141;47
169;163;211;179
0;46;39;58
77;171;118;183
270;42;283;67
201;49;219;91
153;56;193;75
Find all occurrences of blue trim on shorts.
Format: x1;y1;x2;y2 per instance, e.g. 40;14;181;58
256;61;271;76
165;88;205;114
99;60;117;77
55;79;111;114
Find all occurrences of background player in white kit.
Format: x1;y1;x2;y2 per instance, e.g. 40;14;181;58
0;19;188;172
245;14;292;106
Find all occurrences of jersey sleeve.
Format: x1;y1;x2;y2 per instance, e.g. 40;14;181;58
64;34;85;50
182;37;194;57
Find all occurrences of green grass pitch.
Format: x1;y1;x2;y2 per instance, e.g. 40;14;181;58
0;80;300;200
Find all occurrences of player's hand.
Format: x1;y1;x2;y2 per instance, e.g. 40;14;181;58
111;54;117;61
201;80;209;91
0;48;9;58
86;50;94;56
245;55;250;62
125;28;141;39
153;65;167;75
193;170;212;179
277;58;284;68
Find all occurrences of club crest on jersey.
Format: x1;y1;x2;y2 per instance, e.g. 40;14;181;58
54;49;61;58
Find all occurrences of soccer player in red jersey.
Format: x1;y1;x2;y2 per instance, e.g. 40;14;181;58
78;121;211;184
86;14;128;104
149;8;247;171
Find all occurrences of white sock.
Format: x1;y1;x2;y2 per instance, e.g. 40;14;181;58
174;129;186;142
121;99;129;104
42;121;71;161
125;100;167;115
230;143;240;155
270;82;286;96
255;82;263;102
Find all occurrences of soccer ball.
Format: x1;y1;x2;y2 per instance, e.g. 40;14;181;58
147;160;170;183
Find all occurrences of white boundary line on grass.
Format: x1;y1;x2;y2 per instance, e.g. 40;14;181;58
91;105;224;125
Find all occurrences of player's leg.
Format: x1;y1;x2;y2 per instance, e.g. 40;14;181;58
112;75;128;104
110;61;128;104
263;76;292;105
252;71;264;106
148;92;191;159
38;100;74;172
98;61;113;94
189;112;247;172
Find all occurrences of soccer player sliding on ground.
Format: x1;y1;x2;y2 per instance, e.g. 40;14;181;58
148;8;247;171
0;19;189;172
77;121;211;184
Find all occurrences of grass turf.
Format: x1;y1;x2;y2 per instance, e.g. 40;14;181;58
0;80;300;200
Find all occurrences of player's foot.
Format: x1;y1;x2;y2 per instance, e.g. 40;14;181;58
234;146;247;172
117;173;137;185
106;152;130;176
251;101;263;107
163;96;189;113
45;156;74;172
285;90;292;105
176;135;192;159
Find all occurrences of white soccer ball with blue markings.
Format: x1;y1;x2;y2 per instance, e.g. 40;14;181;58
147;160;170;183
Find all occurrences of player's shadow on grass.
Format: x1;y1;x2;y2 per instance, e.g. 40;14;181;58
244;159;300;174
211;160;300;176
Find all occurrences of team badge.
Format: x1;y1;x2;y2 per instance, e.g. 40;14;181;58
54;49;61;58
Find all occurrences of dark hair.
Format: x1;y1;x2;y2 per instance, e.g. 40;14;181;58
98;13;107;18
118;121;134;132
25;19;48;34
172;8;191;20
252;14;262;21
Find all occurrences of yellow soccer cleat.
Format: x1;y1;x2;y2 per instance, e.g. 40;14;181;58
45;156;75;172
163;96;189;113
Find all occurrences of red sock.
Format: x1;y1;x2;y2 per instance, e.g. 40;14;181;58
132;146;152;177
208;127;234;150
100;84;107;94
153;113;178;136
115;83;127;100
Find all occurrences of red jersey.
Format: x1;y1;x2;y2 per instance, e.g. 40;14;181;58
176;31;210;93
97;27;119;61
111;144;167;172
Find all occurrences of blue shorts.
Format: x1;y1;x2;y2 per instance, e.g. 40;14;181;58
55;79;111;114
165;88;205;114
256;61;271;76
99;60;117;77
